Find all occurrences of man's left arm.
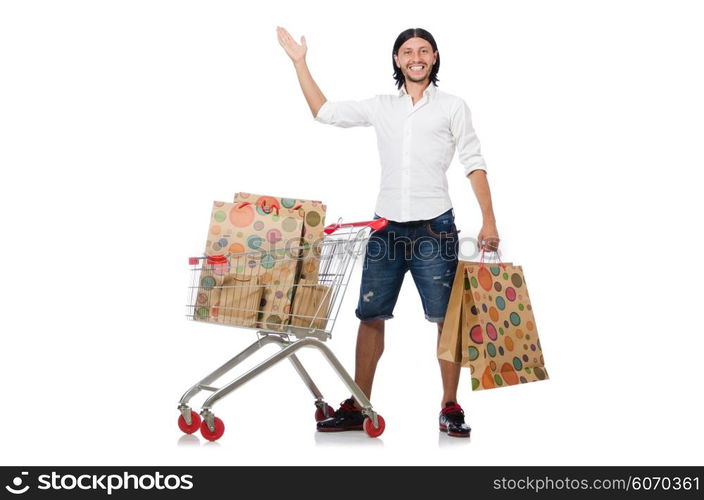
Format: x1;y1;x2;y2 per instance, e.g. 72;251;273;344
468;170;500;252
450;99;500;251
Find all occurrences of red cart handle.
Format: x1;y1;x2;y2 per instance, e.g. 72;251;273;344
188;254;228;265
206;254;228;265
324;218;388;235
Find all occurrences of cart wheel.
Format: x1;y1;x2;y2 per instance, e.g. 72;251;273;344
177;410;202;435
200;417;225;442
315;405;335;422
363;415;385;438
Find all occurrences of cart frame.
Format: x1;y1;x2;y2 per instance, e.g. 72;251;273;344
177;218;388;440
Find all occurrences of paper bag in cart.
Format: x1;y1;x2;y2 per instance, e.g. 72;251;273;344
290;279;333;332
209;273;263;327
195;200;304;329
234;192;327;282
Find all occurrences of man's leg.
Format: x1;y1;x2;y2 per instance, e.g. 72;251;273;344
317;220;405;431
354;318;385;403
349;222;406;407
437;320;470;436
409;209;471;436
406;209;462;407
437;321;461;406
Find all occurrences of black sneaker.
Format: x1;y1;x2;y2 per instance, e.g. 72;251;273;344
316;398;364;432
439;402;471;437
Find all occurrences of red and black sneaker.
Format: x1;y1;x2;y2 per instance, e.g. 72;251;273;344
316;398;364;432
439;402;471;437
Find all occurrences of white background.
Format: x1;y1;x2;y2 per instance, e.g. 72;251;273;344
1;0;703;466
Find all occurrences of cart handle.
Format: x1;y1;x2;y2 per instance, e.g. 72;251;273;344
324;218;388;235
188;255;227;265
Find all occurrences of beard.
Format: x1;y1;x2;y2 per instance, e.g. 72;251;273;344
406;73;428;83
404;66;431;83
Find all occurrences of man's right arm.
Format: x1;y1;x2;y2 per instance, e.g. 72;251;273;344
277;26;327;118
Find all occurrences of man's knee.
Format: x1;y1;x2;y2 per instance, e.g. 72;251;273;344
359;318;385;332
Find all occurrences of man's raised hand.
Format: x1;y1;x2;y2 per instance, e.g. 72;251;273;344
277;26;307;63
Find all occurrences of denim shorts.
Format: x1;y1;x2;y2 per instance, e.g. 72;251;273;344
355;208;459;323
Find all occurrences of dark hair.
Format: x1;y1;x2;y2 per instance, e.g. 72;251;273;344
392;28;440;90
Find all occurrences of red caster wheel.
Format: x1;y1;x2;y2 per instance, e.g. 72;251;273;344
200;416;225;441
363;415;385;438
177;410;201;435
315;404;335;422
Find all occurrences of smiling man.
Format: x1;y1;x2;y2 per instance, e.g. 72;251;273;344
277;26;500;438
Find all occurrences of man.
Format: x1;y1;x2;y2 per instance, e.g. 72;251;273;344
277;26;500;437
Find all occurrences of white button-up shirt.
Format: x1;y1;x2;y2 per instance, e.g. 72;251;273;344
315;83;487;222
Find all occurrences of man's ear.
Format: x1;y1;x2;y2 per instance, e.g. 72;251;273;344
393;54;399;68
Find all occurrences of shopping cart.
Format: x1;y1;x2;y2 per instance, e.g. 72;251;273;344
178;217;389;441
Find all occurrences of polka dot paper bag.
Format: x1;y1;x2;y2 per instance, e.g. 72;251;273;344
234;193;327;282
439;260;513;364
195;201;304;331
460;261;548;391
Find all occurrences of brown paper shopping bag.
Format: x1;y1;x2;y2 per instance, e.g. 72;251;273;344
195;201;304;326
437;262;468;364
209;274;263;327
234;192;327;281
439;261;513;365
290;279;333;331
192;255;232;322
461;262;548;391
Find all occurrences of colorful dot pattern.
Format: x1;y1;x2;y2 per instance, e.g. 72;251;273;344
462;262;548;391
235;193;327;282
195;200;304;326
234;194;327;331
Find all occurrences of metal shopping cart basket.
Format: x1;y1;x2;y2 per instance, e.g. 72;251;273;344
178;217;389;441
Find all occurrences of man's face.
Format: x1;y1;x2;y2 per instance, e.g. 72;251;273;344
394;37;437;85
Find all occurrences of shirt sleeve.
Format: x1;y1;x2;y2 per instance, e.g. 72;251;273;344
315;97;377;128
450;99;488;176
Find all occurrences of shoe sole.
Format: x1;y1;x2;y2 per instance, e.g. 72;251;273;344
439;424;471;438
317;425;364;432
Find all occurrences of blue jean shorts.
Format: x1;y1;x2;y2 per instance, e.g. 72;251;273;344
355;208;459;323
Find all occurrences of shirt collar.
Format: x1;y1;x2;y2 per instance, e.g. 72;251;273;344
399;83;438;98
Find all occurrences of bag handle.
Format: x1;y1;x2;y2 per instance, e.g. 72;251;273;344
222;273;257;284
237;200;280;216
479;246;507;271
